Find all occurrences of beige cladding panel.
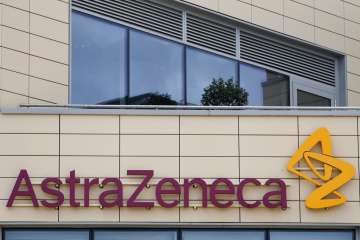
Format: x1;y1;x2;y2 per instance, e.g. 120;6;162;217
121;116;179;134
0;0;69;107
61;115;119;134
0;114;59;133
60;156;119;178
59;203;119;222
30;0;69;23
60;135;119;156
180;157;239;178
121;157;179;178
180;207;240;222
301;202;360;223
0;134;58;155
121;135;179;156
240;135;298;157
0;200;58;221
180;116;237;134
0;69;29;96
121;208;179;222
181;135;238;156
241;201;300;223
218;0;251;22
0;156;58;177
299;117;357;135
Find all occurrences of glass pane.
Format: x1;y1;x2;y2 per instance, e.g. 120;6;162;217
182;231;265;240
240;63;290;106
186;48;238;105
270;231;353;240
71;11;127;104
94;231;177;240
5;230;89;240
297;90;332;106
129;30;184;105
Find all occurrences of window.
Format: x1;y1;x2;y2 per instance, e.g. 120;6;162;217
297;90;332;106
129;31;184;105
182;230;265;240
240;63;290;106
186;48;238;105
291;80;334;106
71;11;127;105
270;230;354;240
71;7;342;107
5;230;89;240
94;231;177;240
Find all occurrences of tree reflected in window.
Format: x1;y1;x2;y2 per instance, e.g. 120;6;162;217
201;78;248;106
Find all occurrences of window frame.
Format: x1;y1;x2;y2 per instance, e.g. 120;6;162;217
292;77;336;106
70;3;344;107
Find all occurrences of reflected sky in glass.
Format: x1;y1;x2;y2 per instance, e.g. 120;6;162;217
94;231;177;240
240;63;289;106
130;30;184;104
5;230;89;240
270;231;353;240
182;231;265;240
71;11;127;104
186;48;237;105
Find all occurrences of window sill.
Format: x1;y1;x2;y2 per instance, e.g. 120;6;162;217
1;105;360;116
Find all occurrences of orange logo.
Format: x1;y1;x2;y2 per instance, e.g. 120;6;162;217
288;128;355;209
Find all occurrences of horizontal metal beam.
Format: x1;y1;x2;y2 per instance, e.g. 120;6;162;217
2;105;360;116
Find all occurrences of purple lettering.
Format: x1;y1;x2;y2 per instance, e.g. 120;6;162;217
156;178;180;208
184;178;208;208
65;170;80;207
262;178;288;209
127;170;154;208
210;178;235;208
237;178;261;208
99;178;123;208
40;177;64;208
7;169;38;207
84;178;99;207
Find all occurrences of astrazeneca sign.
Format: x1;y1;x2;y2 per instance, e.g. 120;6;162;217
6;128;356;210
7;169;287;209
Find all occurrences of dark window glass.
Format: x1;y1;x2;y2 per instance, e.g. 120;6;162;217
270;231;353;240
129;31;184;105
182;231;265;240
297;90;332;106
71;11;127;105
240;63;290;106
186;48;238;105
5;230;89;240
94;231;177;240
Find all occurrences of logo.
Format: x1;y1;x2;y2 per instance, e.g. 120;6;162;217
288;128;355;209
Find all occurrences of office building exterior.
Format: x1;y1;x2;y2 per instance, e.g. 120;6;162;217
0;0;360;239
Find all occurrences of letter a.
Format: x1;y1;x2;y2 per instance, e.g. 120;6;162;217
7;169;39;207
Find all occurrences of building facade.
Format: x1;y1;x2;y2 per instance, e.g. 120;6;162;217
0;0;360;239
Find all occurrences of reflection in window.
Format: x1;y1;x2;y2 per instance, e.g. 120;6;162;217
182;231;265;240
129;31;184;105
71;11;127;105
240;63;290;106
5;230;89;240
94;231;177;240
270;231;353;240
297;90;332;106
186;48;238;105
